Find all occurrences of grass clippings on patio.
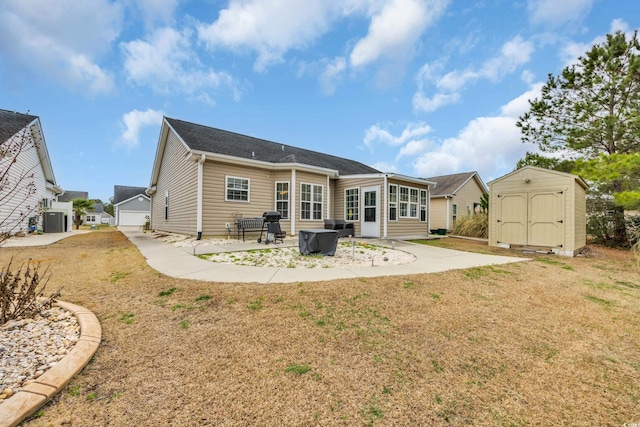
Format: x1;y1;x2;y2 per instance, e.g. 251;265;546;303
2;228;639;426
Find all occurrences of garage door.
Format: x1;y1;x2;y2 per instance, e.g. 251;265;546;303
118;211;149;226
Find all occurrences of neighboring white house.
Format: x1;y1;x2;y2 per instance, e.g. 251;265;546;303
0;109;64;237
113;185;151;227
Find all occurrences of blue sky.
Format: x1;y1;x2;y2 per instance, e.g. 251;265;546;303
0;0;637;203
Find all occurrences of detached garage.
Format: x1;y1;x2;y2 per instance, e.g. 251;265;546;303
113;185;151;227
488;166;588;257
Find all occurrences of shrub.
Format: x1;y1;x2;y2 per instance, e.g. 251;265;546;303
452;213;488;238
0;258;59;325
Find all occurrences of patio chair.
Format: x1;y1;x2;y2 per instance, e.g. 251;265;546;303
266;222;286;244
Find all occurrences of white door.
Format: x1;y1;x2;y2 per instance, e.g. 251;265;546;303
361;186;380;237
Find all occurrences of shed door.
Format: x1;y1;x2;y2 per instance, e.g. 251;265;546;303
496;191;565;247
528;191;564;247
496;193;527;245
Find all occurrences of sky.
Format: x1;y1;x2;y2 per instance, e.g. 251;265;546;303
0;0;637;203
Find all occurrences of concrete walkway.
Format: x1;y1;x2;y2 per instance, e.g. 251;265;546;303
1;230;90;247
120;229;529;284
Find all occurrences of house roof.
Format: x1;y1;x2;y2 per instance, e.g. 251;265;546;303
114;185;148;205
0;109;38;142
164;117;380;176
58;191;89;202
425;171;488;197
0;109;61;194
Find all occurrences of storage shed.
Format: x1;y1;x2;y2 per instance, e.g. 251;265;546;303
488;166;588;257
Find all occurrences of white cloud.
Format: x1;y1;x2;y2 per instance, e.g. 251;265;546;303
118;109;164;148
197;0;340;72
412;86;542;180
364;122;433;148
414;36;534;113
132;0;179;28
397;139;429;159
350;0;448;68
412;92;460;112
319;57;347;95
560;19;632;67
528;0;593;27
122;27;238;99
0;0;122;94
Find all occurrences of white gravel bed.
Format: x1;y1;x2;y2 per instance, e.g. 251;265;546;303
0;307;79;403
198;242;416;268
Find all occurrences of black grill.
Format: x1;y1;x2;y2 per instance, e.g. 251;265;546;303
263;211;281;223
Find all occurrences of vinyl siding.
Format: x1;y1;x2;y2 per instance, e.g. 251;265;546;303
150;131;197;234
386;178;429;238
201;161;275;236
429;198;448;229
334;177;381;237
0;125;52;235
574;182;586;250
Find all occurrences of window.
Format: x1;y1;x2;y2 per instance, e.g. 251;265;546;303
420;189;427;222
388;184;397;221
226;176;249;202
164;191;169;220
275;182;289;219
345;188;359;221
399;186;409;217
410;188;419;218
452;203;458;226
301;183;323;220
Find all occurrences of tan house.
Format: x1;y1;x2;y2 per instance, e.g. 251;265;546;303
488;166;588;257
148;117;434;240
424;171;488;231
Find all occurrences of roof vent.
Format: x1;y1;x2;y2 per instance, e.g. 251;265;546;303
251;151;255;158
282;145;284;151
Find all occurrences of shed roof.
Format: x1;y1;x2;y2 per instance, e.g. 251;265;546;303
424;171;488;197
114;185;148;205
488;166;589;189
165;117;380;176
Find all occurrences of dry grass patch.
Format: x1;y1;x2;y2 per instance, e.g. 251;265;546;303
0;228;638;426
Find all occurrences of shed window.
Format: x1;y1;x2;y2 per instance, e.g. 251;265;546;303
226;176;250;202
345;188;359;221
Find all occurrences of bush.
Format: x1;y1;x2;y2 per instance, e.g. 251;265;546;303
0;258;59;325
452;213;488;238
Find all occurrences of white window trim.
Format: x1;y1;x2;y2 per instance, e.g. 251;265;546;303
275;181;290;219
388;184;398;222
300;182;323;221
420;189;427;223
399;185;419;218
345;187;359;221
225;175;250;203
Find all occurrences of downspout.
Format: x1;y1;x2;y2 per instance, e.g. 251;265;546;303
383;174;388;239
326;175;331;219
196;154;205;240
445;195;450;230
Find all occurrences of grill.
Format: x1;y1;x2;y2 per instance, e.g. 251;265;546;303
262;211;281;223
259;211;284;244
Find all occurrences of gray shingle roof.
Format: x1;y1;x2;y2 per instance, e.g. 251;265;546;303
166;117;380;176
424;172;484;197
58;191;89;202
114;185;148;205
0;109;38;143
